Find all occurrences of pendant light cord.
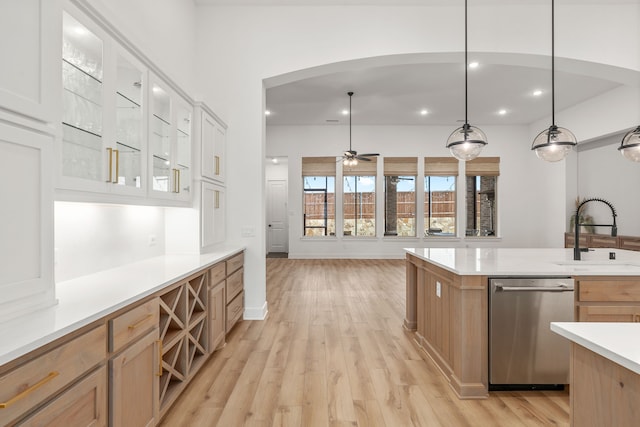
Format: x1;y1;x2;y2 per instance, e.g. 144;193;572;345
464;0;468;126
551;0;555;126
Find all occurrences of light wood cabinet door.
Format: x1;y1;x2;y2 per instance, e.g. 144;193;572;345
109;329;159;427
209;281;225;353
16;367;107;427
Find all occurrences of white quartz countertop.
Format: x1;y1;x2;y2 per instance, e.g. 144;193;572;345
551;322;640;375
405;247;640;276
0;247;244;367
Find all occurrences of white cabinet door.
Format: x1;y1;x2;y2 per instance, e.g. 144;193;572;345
0;123;55;322
149;73;192;204
200;111;226;184
201;182;225;249
0;0;59;124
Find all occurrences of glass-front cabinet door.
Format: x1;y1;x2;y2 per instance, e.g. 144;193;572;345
175;102;192;200
113;50;145;194
150;80;172;194
61;11;105;189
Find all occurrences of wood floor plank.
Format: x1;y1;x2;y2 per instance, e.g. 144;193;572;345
159;259;570;427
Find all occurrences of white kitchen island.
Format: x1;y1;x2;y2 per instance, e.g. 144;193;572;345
404;247;640;399
551;322;640;427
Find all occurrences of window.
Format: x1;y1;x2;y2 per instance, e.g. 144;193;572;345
343;157;376;236
302;157;336;236
424;157;458;237
465;157;499;237
384;157;417;237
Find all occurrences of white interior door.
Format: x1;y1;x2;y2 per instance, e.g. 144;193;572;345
267;180;288;253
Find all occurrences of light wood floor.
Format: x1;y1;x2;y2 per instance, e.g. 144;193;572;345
160;259;569;426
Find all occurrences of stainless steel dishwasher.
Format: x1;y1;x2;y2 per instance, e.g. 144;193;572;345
489;277;574;390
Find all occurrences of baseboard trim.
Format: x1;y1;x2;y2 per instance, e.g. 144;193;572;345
243;301;268;320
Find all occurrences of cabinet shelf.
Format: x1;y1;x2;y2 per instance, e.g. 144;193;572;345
62;58;102;84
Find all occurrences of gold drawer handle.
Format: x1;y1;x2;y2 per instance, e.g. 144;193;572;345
128;313;153;330
0;371;59;409
214;155;220;176
106;148;113;183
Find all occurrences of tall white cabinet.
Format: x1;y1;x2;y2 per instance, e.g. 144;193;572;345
0;0;59;321
196;104;227;250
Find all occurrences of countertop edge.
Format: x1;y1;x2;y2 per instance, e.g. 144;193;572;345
551;322;640;375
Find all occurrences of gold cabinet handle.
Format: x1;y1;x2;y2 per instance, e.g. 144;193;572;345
177;169;181;194
128;313;153;330
0;371;59;409
214;155;220;176
113;149;119;184
172;169;179;193
156;340;163;377
214;190;220;209
106;148;113;182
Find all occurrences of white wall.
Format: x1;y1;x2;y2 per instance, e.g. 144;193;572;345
55;202;165;282
268;124;566;258
577;135;640;237
195;2;639;319
77;0;198;96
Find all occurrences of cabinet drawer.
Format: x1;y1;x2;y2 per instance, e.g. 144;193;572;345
226;291;244;332
209;262;226;287
578;280;640;302
109;298;159;354
0;325;106;425
16;367;107;427
619;236;640;251
578;305;640;322
226;253;244;275
588;235;618;248
226;268;243;302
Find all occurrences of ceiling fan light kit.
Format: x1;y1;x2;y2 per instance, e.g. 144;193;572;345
531;0;577;162
446;0;488;162
341;91;379;166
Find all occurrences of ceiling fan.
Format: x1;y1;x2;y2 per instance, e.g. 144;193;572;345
341;91;379;166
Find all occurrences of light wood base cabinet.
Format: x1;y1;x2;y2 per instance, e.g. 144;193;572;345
209;280;226;352
110;329;159;427
17;367;107;427
570;343;640;427
576;277;640;322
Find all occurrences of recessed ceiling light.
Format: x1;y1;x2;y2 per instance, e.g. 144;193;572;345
468;62;479;69
533;89;543;96
498;109;507;115
420;109;428;116
271;157;278;164
265;110;271;116
342;109;349;115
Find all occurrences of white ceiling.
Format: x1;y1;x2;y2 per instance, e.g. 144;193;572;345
264;61;623;126
194;0;638;127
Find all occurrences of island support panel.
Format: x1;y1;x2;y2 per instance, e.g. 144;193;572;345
406;254;488;398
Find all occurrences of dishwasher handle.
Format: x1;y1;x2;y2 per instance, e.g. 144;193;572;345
494;284;574;292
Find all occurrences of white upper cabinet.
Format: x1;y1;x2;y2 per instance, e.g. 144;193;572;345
200;108;226;184
149;73;192;204
59;9;147;198
0;0;60;124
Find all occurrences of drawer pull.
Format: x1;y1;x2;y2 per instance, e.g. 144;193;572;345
0;371;59;409
128;313;153;330
156;340;163;377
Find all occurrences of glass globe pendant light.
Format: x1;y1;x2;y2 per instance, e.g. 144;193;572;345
618;126;640;162
531;0;577;162
446;0;487;161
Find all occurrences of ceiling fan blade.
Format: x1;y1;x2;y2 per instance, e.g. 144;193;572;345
355;156;372;161
358;153;380;157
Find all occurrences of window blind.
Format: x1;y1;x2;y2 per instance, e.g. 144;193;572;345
424;157;459;176
465;157;500;176
302;157;336;176
384;157;417;176
342;157;377;176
